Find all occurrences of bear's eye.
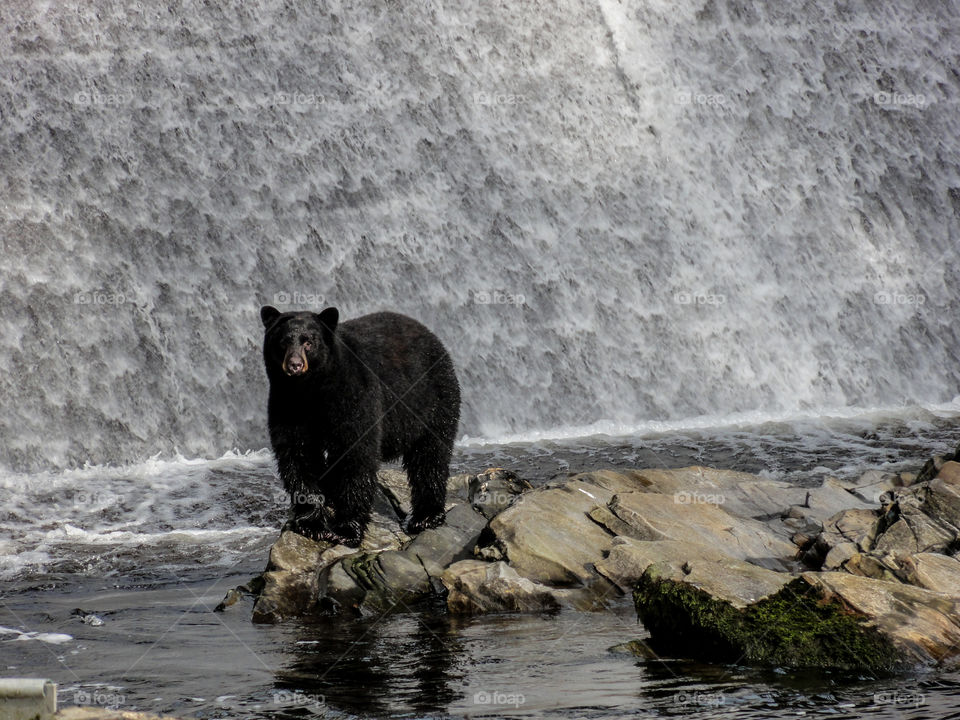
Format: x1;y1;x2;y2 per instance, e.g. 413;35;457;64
300;336;312;350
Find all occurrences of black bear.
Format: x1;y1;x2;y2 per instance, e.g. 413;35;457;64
260;305;460;547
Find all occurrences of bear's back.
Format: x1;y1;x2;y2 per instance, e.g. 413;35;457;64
339;311;459;459
339;312;457;389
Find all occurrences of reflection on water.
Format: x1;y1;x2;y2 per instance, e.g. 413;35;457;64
277;608;464;717
2;576;960;718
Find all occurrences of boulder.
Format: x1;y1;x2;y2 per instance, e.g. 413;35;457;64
804;508;880;568
316;502;488;615
937;461;960;486
441;560;562;614
807;572;960;669
483;477;621;586
635;562;960;671
602;491;799;571
922;477;960;536
250;517;406;622
252;569;318;624
870;482;958;556
843;552;901;582
822;542;858;570
470;468;532;519
268;529;357;573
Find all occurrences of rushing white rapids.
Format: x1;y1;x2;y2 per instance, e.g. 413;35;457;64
0;1;958;471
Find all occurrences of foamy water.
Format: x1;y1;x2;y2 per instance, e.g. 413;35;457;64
2;407;957;584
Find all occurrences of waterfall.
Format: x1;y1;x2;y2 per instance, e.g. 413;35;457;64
1;0;958;471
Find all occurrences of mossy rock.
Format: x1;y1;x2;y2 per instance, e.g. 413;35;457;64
634;567;900;672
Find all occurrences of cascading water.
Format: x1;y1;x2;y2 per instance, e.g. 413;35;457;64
1;0;958;473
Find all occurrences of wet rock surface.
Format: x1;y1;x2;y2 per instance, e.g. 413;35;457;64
227;452;960;671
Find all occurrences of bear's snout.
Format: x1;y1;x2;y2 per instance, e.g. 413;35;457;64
282;349;308;376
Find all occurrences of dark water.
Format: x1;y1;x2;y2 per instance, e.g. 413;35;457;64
4;578;960;719
455;408;960;487
4;413;960;718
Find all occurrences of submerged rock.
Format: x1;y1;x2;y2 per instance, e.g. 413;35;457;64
57;710;187;719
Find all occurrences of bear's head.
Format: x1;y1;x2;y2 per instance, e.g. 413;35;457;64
260;305;339;379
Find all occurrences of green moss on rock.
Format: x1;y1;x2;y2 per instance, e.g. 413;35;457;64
634;570;900;672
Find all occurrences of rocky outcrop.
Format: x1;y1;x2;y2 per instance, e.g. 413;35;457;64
226;452;960;672
238;465;872;620
630;447;960;670
799;458;960;586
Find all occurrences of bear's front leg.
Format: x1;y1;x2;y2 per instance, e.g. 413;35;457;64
319;453;378;548
285;502;327;541
274;439;332;541
320;486;375;548
285;496;365;547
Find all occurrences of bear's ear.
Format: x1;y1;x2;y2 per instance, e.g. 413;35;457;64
316;307;339;340
260;306;281;328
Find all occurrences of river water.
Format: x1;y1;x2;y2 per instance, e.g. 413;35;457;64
3;408;960;718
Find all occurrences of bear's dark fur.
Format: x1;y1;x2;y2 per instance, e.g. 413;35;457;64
260;305;460;547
